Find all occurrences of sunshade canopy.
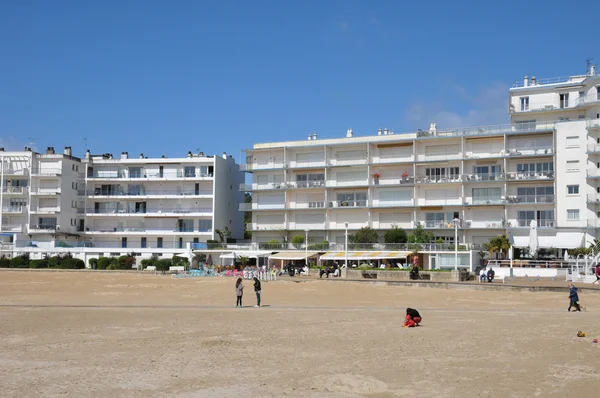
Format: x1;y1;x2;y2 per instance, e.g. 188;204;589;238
320;251;411;260
512;232;584;249
268;251;319;260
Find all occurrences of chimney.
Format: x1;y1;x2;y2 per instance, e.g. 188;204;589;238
85;150;90;159
591;64;596;76
46;147;55;155
187;151;193;158
0;147;4;151
531;76;537;85
523;75;529;87
307;133;312;140
139;153;144;159
161;155;165;158
198;152;204;156
429;122;438;135
377;129;382;136
64;146;72;156
384;128;389;135
120;152;128;160
346;128;353;138
222;152;227;159
313;133;317;140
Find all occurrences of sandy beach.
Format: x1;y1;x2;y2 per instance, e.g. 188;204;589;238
1;271;599;398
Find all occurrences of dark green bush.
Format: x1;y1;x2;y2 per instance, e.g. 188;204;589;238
155;258;172;272
10;255;30;268
29;259;48;269
116;255;136;270
172;256;189;269
140;258;155;269
308;240;330;250
89;258;98;269
0;257;10;268
58;258;85;269
48;256;61;268
97;257;113;270
206;239;221;249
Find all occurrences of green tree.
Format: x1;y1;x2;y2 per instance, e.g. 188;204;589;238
484;235;510;259
172;256;190;269
244;193;252;239
384;226;408;244
408;224;434;244
238;256;249;267
350;227;379;244
291;234;305;249
215;227;232;243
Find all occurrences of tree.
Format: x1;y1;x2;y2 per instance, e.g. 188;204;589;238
484;235;510;259
215;227;231;243
384;226;408;244
244;193;252;239
291;234;305;249
238;256;249;267
408;224;434;244
350;227;379;244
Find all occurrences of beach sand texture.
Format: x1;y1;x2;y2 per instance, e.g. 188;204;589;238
1;271;599;397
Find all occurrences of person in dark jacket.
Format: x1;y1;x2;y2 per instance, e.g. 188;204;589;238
253;277;262;307
487;268;495;283
567;283;581;312
410;264;420;280
235;278;244;308
403;308;422;327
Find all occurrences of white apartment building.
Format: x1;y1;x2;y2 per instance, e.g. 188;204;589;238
242;66;600;253
1;147;244;258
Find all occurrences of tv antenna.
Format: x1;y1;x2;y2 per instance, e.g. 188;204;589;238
84;137;88;151
586;58;594;75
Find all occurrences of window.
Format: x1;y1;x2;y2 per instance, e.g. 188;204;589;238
517;210;554;227
336;192;367;207
141;237;147;248
72;182;77;190
178;219;194;232
597;87;600;101
559;93;569;108
567;209;580;221
157;238;163;248
129;167;142;178
516;162;553;176
567;185;579;195
515;120;536;131
184;166;195;177
121;237;127;249
425;167;460;181
566;160;579;172
199;219;212;232
517;187;554;202
472;187;502;204
520;97;529;111
566;136;579;148
473;165;502;180
178;237;183;249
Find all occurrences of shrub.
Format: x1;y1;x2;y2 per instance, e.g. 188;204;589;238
350;227;379;244
48;256;61;268
172;256;189;269
140;258;155;269
155;258;172;272
308;240;330;250
97;257;114;270
29;259;48;269
89;258;98;269
58;258;85;269
0;257;10;268
291;234;305;249
10;254;30;268
115;255;136;270
384;227;408;244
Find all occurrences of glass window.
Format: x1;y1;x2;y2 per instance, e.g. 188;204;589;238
520;97;529;111
184;166;196;177
129;167;142;178
199;219;212;232
567;185;579;195
567;209;580;220
472;188;501;203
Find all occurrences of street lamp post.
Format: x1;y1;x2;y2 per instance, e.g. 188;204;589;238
453;218;460;270
345;222;349;269
305;229;309;271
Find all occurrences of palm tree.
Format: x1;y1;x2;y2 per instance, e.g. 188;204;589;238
484;235;510;260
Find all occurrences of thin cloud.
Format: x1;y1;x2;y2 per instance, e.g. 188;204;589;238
336;21;349;33
405;82;509;129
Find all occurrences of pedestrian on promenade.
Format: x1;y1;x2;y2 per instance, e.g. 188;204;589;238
235;278;244;308
253;277;262;307
567;283;581;312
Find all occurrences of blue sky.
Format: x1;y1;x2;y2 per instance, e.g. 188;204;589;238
0;0;597;161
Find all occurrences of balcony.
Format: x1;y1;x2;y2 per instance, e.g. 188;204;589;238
463;173;505;182
87;171;214;180
1;206;25;214
506;195;555;204
328;158;368;167
464;198;506;206
239;203;285;211
587;120;600;130
509;219;556;228
288;180;326;189
247;223;286;231
287;222;327;230
415;175;463;184
370;156;414;165
587;194;600;204
587;144;600;154
288;201;326;209
31;168;62;177
415;154;462;162
287;160;326;169
463;151;504;160
30;188;61;195
84;226;211;234
370;199;414;208
0;168;28;177
1;187;27;195
509;95;596;114
586;169;600;179
505;148;553;158
373;177;415;186
464;220;505;229
0;224;23;233
416;198;462;206
506;172;554;181
87;189;213;197
29;224;59;232
326;180;370;188
240;162;285;171
419;220;466;229
30;206;60;214
328;200;368;208
85;208;213;216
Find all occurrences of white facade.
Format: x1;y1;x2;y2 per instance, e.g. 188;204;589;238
1;147;244;257
243;68;600;251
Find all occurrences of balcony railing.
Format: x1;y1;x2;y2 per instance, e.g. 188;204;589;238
462;173;505;182
1;187;27;194
30;168;62;176
239;203;285;211
240;163;285;171
371;156;414;165
1;206;24;213
288;161;326;169
370;199;414;208
420;220;466;229
0;168;28;176
189;242;474;252
247;223;286;231
85;226;211;233
586;169;600;178
417;198;462;206
85;208;212;215
88;171;214;179
505;148;553;157
415;175;463;184
506;195;555;204
465;198;506;205
87;189;212;196
326;180;369;188
464;221;505;229
328;200;368;208
30;206;60;213
587;194;600;203
509;95;597;113
511;219;556;228
506;172;554;181
30;188;61;195
1;224;23;233
329;158;369;167
373;177;415;186
29;224;58;231
587;120;600;129
587;144;600;154
416;154;462;162
288;201;326;209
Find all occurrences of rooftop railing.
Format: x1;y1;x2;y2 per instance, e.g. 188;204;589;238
511;76;582;88
416;122;556;139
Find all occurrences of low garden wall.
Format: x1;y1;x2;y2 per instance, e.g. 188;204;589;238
345;269;469;282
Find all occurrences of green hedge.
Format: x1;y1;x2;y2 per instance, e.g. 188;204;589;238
155;259;172;272
56;258;85;269
29;259;49;269
10;255;30;268
0;257;10;268
97;257;115;270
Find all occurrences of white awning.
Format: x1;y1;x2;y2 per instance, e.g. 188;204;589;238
219;250;272;259
320;251;411;260
512;232;584;249
268;251;319;260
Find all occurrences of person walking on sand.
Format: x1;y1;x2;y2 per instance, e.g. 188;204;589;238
567;283;581;312
235;278;244;308
253;277;262;307
594;265;600;285
403;308;422;328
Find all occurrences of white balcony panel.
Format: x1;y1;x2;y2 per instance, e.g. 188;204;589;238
372;212;412;229
419;144;460;161
418;188;461;206
330;149;368;166
464;139;504;159
373;144;413;164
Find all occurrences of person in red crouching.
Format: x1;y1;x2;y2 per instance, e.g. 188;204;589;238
403;308;422;328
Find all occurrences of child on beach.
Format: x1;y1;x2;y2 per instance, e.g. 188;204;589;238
567;283;581;312
235;278;244;307
403;308;422;327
